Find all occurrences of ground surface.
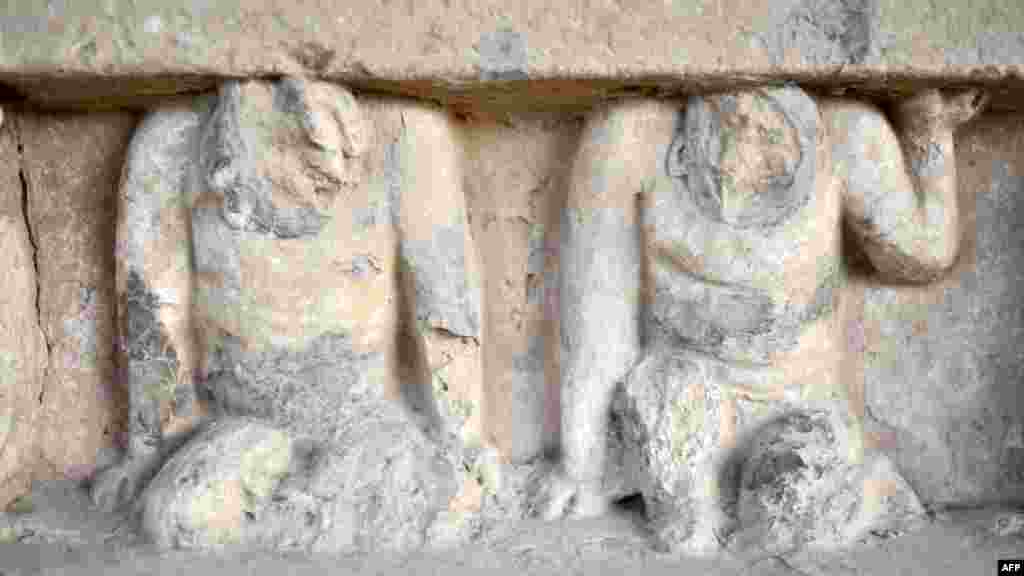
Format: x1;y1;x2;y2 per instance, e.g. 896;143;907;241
0;480;1022;575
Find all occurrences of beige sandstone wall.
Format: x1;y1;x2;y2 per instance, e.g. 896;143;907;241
0;110;47;508
16;113;138;488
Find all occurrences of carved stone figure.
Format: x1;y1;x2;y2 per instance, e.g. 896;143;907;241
541;86;987;554
88;77;486;553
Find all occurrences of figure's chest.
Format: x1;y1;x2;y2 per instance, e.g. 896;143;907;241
646;174;840;290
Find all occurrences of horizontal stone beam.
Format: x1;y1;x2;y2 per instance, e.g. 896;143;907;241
0;0;1022;110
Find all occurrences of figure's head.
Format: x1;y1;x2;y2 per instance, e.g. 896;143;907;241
201;78;366;238
669;88;813;228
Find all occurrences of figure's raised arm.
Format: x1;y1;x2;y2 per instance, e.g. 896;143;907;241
91;98;206;511
825;89;986;283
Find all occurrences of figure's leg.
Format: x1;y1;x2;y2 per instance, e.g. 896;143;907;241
391;103;485;448
91;101;204;511
543;99;678;519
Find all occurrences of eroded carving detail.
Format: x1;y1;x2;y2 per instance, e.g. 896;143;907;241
89;77;486;555
540;84;986;556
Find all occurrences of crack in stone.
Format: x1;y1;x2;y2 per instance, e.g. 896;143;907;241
13;117;51;405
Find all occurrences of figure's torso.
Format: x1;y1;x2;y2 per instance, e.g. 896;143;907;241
187;100;404;432
646;90;842;366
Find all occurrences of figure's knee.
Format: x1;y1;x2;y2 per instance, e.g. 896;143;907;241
139;418;304;550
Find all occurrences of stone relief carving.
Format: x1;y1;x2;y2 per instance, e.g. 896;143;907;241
89;78;487;553
537;86;987;554
76;77;989;556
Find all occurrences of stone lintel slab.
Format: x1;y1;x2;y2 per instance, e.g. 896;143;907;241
0;0;1021;110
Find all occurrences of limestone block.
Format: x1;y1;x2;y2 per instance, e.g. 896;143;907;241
1;1;1024;111
17;112;137;483
0;109;47;509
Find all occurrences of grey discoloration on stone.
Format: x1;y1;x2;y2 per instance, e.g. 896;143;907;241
351;201;380;233
191;201;243;296
118;101;206;274
559;206;642;484
477;28;528;81
89;101;202;512
342;254;382;280
941;31;1024;68
201;331;385;442
800;268;842;324
511;338;545;375
909;141;946;179
402;225;481;339
382;138;403;228
61;286;101;372
526;220;546;276
505;338;548;463
122;270;181;450
761;0;877;66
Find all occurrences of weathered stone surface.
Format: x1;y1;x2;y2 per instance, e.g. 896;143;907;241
858;113;1024;506
0;1;1023;110
549;83;984;555
0;109;47;509
17;111;136;486
83;80;498;554
2;484;1023;574
0;479;126;547
142;412;459;554
390;104;485;449
730;412;923;554
614;353;923;554
612;352;730;549
91;80;398;514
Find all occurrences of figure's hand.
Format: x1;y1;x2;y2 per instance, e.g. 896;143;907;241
90;454;160;513
896;88;989;130
941;88;989;127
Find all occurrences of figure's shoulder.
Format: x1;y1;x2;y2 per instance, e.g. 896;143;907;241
129;92;211;151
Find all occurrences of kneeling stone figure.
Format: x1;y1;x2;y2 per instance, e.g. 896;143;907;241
545;85;986;554
90;77;487;553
